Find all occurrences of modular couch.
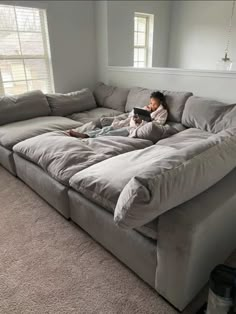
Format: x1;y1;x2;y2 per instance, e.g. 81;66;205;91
0;83;236;311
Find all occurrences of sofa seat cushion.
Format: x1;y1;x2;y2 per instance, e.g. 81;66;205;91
69;129;213;212
69;145;177;212
157;128;212;149
182;96;235;133
125;87;192;122
46;88;97;116
0;116;81;149
68;107;123;126
69;128;236;229
0;90;50;126
14;133;152;185
93;82;130;112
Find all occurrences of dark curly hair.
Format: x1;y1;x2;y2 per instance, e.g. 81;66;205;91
150;91;167;110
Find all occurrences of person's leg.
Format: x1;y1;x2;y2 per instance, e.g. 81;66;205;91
98;127;130;137
68;126;130;139
68;126;106;138
69;130;89;138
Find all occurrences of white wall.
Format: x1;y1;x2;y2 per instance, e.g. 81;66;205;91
47;1;96;92
0;0;97;93
95;1;108;83
107;1;171;67
95;1;236;103
168;1;236;70
107;67;236;103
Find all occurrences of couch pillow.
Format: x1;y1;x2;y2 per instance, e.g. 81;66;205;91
182;96;235;133
93;82;129;112
163;90;192;122
125;87;192;122
0;90;50;126
47;88;96;116
214;106;236;132
125;87;155;112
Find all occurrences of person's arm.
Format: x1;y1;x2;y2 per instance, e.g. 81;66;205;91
153;110;168;125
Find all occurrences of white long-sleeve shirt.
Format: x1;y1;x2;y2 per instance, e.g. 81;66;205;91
129;104;168;128
112;105;168;135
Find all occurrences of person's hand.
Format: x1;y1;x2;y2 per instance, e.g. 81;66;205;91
133;115;142;124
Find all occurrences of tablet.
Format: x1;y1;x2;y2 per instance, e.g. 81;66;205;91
133;107;151;122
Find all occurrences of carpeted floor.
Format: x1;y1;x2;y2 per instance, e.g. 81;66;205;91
0;166;235;314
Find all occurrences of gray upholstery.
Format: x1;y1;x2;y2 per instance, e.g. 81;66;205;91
136;219;158;240
0;116;81;149
14;154;70;218
93;82;129;112
163;90;193;122
47;88;97;116
157;127;211;149
69;128;236;229
14;132;152;186
156;167;236;310
0;90;50;126
114;128;236;228
0;145;16;175
68;107;123;126
182;96;235;133
2;83;235;311
69;189;157;288
129;121;185;144
125;87;192;122
125;87;155;112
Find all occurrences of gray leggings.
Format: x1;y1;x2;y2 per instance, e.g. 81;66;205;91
86;126;130;138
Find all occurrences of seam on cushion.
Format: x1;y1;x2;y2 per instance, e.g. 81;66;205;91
74;184;116;210
102;86;115;107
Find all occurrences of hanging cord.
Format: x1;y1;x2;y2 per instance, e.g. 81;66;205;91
225;0;236;54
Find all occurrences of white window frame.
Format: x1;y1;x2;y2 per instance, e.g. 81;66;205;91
0;4;54;95
134;12;154;68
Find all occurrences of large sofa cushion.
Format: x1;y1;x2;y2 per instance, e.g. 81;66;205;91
14;133;152;185
182;96;235;133
93;82;129;112
214;106;236;132
130;122;185;144
114;128;236;228
68;107;123;126
157;128;211;149
69;128;236;229
163;90;193;122
70;145;177;212
125;87;155;112
125;87;192;122
47;88;97;116
0;90;50;126
0;116;81;149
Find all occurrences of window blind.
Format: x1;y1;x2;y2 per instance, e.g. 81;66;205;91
0;4;54;95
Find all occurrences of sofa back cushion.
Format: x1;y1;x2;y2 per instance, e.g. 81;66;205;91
0;90;50;126
182;96;235;133
47;88;96;116
93;82;129;112
125;87;192;122
163;90;193;122
125;87;155;112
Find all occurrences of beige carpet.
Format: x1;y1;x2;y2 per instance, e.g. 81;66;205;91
0;166;235;314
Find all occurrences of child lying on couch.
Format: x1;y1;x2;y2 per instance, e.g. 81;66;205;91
68;91;168;139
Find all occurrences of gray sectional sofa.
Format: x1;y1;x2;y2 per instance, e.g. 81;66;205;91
0;82;236;311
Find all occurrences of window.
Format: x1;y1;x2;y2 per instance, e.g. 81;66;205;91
134;12;154;68
0;4;54;95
